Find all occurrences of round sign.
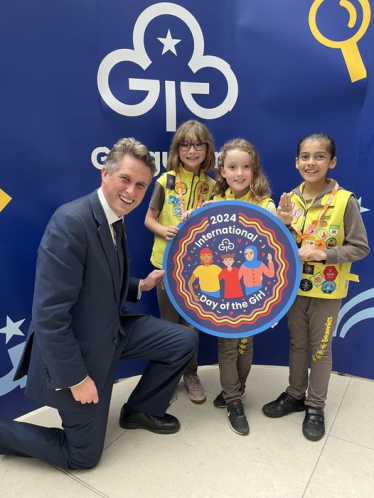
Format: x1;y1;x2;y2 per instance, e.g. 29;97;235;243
163;201;301;338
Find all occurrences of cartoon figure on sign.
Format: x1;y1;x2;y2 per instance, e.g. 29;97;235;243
238;245;274;296
188;248;221;301
219;253;243;299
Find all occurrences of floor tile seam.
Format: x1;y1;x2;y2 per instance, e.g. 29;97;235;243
301;431;331;497
53;466;111;498
302;378;354;498
326;433;374;453
329;375;352;434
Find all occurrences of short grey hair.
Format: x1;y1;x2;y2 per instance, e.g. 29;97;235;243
105;137;156;176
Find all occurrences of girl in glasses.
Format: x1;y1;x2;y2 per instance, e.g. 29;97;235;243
145;119;216;404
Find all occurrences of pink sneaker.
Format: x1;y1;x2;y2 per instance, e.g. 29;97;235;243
183;374;206;404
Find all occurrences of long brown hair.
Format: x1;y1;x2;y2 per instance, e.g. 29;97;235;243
166;120;216;174
214;138;271;199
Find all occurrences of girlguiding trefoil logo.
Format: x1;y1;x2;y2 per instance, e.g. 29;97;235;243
97;2;238;131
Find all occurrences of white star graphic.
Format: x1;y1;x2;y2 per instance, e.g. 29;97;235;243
0;316;25;344
157;29;181;55
357;197;370;214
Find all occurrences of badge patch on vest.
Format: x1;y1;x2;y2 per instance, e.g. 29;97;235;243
326;238;337;248
300;279;313;292
329;225;339;236
305;224;317;235
167;194;179;206
323;266;338;281
303;263;314;275
199;181;209;194
175;181;188;195
166;174;175;190
317;229;328;240
310;273;324;287
304;237;315;248
322;281;336;294
173;206;182;217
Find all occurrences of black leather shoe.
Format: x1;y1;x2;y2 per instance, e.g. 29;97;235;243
262;392;306;418
119;404;180;434
302;406;325;441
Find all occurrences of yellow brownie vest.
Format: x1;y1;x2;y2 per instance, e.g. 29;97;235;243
291;185;359;299
150;167;215;269
212;188;275;211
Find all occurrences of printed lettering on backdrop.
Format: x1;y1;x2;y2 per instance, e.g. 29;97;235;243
163;202;301;338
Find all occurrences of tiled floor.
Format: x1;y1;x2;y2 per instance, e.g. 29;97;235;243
1;365;374;498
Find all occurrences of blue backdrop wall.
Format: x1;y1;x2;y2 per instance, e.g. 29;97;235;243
1;0;373;419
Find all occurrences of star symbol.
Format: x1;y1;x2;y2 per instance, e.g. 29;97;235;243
357;197;370;214
157;29;181;55
0;316;25;344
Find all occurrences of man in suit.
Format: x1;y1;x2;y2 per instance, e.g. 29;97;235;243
0;138;198;470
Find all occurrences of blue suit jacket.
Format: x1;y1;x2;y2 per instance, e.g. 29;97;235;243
15;190;140;410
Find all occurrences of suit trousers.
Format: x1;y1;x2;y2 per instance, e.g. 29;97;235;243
218;336;253;404
156;283;199;376
0;315;197;469
286;296;342;408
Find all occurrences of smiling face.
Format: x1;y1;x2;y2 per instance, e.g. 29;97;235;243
245;248;255;261
223;257;234;268
220;149;253;198
101;154;152;217
200;252;213;265
296;139;336;190
179;134;207;173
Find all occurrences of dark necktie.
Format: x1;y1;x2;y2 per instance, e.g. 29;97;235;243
112;220;125;290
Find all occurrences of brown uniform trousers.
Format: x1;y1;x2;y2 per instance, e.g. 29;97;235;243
218;336;253;404
286;295;342;408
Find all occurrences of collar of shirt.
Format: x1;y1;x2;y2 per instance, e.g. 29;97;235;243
98;187;123;243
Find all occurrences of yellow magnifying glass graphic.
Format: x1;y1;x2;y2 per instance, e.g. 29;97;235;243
309;0;371;82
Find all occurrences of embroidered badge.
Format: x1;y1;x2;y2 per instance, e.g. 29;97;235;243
325;238;337;249
173;206;182;217
323;266;338;281
304;237;315;248
166;174;175;190
303;263;315;275
329;225;339;236
199;181;209;194
305;224;317;235
315;240;326;250
310;273;324;287
167;194;179;206
317;229;328;240
322;281;336;294
300;279;313;292
175;181;188;195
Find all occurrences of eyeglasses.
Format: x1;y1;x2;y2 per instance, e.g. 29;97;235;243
178;142;207;152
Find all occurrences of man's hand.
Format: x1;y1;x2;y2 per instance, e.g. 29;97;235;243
276;192;293;226
140;270;165;292
70;376;99;404
298;246;326;262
